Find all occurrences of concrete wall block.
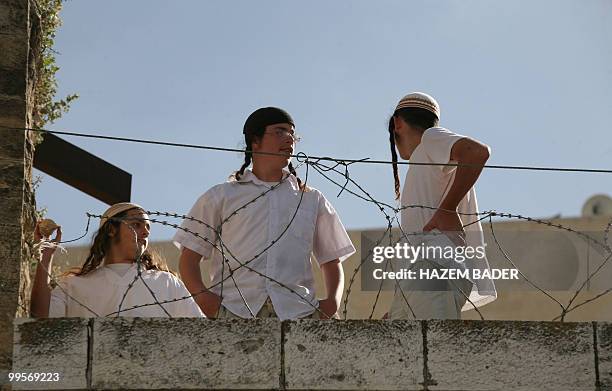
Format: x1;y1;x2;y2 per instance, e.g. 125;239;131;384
0;34;28;70
0;1;27;36
0;145;27;166
597;322;612;389
0;181;27;226
11;318;89;390
426;320;595;390
92;318;282;390
0;106;27;129
0;217;23;378
0;68;27;96
0;131;28;225
0;221;22;285
284;319;423;390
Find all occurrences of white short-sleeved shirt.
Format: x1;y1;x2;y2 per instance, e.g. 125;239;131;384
401;127;497;310
173;168;356;320
49;263;205;318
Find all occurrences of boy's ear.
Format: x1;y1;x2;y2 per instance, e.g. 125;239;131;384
393;116;403;132
251;136;262;150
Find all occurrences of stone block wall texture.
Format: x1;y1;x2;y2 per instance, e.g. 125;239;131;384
598;322;612;389
92;318;281;390
12;318;89;390
10;319;609;390
1;0;40;387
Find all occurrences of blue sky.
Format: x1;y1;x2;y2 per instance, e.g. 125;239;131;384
36;0;612;244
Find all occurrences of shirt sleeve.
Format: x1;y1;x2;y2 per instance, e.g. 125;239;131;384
312;191;356;264
168;274;206;318
48;282;68;318
421;127;466;167
172;187;222;259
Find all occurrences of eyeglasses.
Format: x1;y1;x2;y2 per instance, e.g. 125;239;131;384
265;129;302;143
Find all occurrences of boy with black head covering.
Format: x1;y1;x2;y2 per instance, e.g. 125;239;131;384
174;107;355;320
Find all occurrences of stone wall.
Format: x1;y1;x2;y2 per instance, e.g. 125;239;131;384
10;318;609;390
2;1;611;391
0;0;40;384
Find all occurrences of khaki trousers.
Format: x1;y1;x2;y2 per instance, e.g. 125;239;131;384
217;297;328;319
389;260;473;320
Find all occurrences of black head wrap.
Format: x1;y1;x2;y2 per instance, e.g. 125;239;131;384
243;107;294;135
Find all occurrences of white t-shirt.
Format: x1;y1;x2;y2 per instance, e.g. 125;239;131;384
49;263;205;318
173;168;356;320
105;263;132;277
400;127;497;310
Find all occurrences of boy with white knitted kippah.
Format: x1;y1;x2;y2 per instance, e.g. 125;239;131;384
387;92;497;319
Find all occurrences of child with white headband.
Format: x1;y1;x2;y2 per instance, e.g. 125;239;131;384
30;202;204;318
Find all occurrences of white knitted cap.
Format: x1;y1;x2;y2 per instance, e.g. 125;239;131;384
395;92;440;119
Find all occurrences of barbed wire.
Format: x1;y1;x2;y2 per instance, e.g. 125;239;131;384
100;159;329;318
36;254;100;317
22;127;612;322
317;160;612;321
115;230;172;318
4;124;612;173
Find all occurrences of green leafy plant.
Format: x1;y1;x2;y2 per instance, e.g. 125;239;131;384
33;0;78;141
25;1;77;298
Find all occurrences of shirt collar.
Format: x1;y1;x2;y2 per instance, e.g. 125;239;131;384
233;168;299;190
102;262;140;286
